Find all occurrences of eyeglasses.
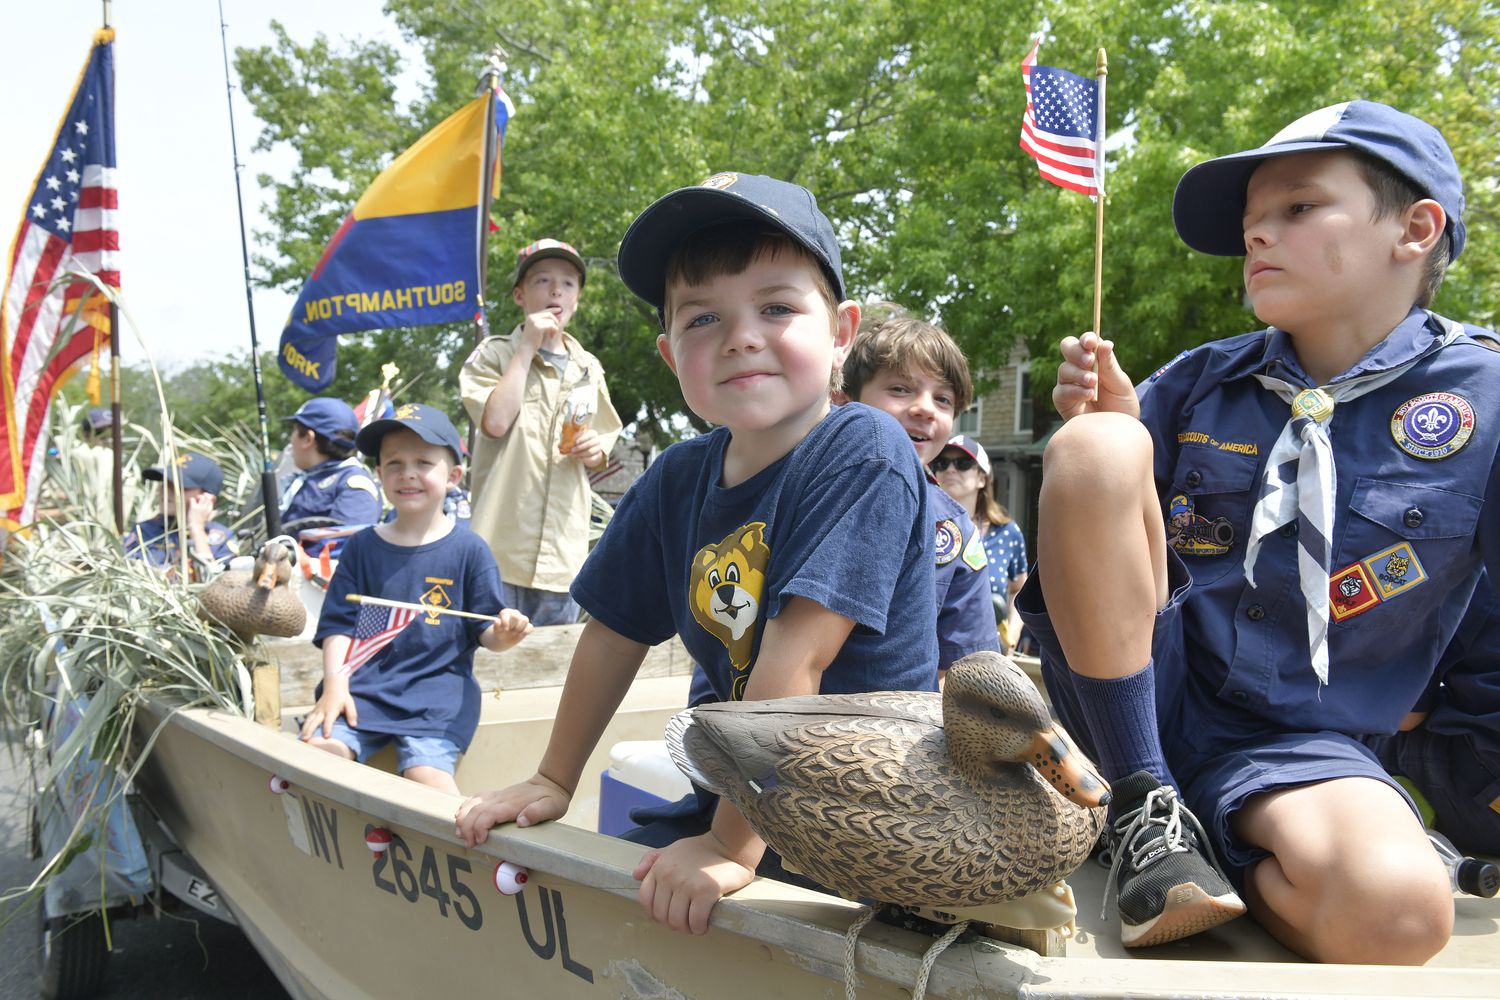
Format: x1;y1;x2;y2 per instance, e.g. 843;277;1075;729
929;456;977;473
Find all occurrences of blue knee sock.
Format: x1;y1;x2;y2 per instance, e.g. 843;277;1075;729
1070;661;1177;791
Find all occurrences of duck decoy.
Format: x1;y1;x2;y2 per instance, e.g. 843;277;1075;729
199;538;307;638
667;650;1108;916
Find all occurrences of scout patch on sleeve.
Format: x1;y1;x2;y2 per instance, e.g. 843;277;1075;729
961;529;988;571
690;523;770;689
1149;350;1191;382
935;519;963;565
206;528;227;546
345;474;379;497
1391;393;1474;460
463;346;482;366
1328;543;1428;621
317;473;338;489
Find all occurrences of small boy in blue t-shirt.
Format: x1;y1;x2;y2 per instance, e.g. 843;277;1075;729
1033;102;1497;962
302;404;532;794
457;173;938;935
837;311;999;677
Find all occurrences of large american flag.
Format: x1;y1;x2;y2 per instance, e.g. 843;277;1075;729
1019;39;1104;197
338;601;422;677
0;30;118;529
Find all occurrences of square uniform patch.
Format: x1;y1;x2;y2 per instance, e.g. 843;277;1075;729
1361;542;1428;602
1329;561;1381;621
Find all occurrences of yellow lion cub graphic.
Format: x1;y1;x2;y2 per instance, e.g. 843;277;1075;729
690;522;770;676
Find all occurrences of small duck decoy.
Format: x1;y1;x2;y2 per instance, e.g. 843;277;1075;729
667;650;1109;913
199;538;307;638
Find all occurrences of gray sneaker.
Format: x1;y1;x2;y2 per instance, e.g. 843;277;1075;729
1105;771;1247;947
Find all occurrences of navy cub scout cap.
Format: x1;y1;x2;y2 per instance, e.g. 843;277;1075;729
283;397;359;439
1173;100;1466;259
144;452;224;496
356;402;464;464
617;172;846;320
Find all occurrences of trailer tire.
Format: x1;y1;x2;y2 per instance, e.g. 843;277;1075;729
37;910;110;1000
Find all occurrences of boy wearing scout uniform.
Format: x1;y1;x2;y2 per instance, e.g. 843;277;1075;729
278;397;383;531
1030;102;1499;962
460;239;622;625
125;452;235;581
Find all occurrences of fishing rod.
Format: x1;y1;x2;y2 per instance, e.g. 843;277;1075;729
216;0;282;540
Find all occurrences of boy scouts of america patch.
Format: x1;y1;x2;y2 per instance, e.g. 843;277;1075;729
1165;494;1235;556
1328;542;1428;621
935;519;962;565
1391;393;1474;460
317;473;338;489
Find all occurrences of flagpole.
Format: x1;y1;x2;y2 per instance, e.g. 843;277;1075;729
103;0;123;534
347;593;504;624
475;46;505;350
1092;47;1107;393
217;0;282;540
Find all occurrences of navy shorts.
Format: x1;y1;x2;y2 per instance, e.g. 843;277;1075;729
1363;727;1500;855
1017;548;1422;881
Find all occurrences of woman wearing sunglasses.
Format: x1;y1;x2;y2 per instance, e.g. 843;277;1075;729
931;436;1029;652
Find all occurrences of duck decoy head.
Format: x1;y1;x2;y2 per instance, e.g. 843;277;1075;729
942;651;1111;810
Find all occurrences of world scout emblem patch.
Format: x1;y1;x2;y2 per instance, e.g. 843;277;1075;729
935;519;962;565
1391;393;1474;460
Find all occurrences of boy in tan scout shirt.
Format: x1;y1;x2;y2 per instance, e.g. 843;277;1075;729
460;239;623;625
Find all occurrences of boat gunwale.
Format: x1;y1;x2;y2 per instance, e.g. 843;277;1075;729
136;697;1500;1000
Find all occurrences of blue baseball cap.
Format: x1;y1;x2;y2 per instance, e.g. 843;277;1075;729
283;397;359;439
618;172;846;321
83;408;112;432
942;435;991;475
144;453;224;496
356;402;464;464
1173;101;1466;260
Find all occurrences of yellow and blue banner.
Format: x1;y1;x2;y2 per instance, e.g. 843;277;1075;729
278;87;514;390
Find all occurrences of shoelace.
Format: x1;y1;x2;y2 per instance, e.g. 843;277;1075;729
1101;785;1222;920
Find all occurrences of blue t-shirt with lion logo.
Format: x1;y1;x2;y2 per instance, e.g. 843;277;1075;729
573;403;938;699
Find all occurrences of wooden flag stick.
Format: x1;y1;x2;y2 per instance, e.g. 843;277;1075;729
1092;47;1108;395
348;593;502;623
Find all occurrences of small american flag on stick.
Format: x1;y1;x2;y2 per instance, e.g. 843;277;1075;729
1020;39;1104;197
339;601;421;676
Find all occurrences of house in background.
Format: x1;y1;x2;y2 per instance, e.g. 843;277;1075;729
958;349;1058;564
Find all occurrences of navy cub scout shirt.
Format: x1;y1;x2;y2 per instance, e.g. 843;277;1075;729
280;457;383;525
574;403;939;700
1140;308;1500;737
125;515;235;574
928;479;1000;670
315;526;504;748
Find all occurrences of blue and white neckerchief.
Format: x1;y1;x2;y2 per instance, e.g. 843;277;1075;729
278;456;363;513
1243;316;1462;685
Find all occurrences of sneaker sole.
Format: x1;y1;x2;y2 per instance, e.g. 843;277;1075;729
1120;882;1247;948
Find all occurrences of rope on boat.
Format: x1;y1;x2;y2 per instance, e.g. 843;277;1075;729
912;920;970;998
842;907;970;999
842;906;876;1000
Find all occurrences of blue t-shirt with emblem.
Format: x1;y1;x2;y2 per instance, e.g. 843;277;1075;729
280;457;383;526
125;515;235;579
929;480;1000;670
314;526;504;748
1138;307;1500;736
573;403;938;701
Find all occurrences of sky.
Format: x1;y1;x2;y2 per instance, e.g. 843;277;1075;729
0;1;426;372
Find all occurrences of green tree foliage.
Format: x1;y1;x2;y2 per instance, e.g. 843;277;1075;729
233;0;1500;430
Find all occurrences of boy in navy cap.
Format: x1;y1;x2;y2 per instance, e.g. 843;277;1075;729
278;397;383;531
302;403;532;793
125;453;235;581
1033;101;1498;961
457;173;940;934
